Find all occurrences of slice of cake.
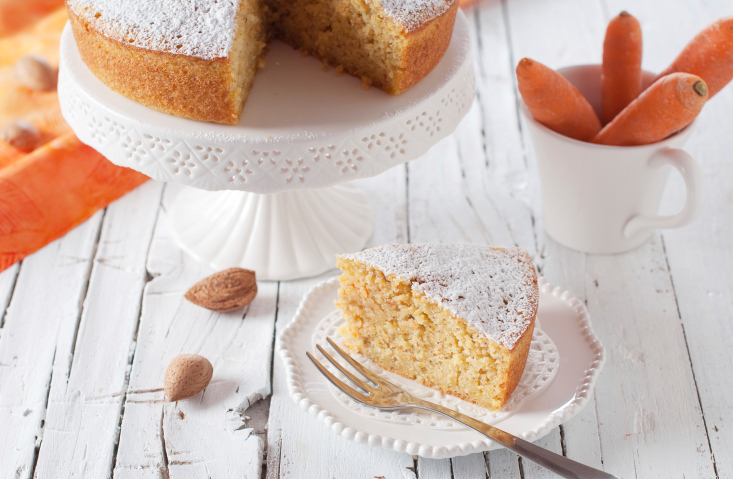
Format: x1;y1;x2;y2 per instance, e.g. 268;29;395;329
335;243;539;410
67;0;458;124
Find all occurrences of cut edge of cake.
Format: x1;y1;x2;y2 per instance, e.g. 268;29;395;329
335;243;539;411
66;0;458;124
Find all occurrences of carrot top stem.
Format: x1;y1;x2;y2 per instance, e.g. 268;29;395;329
593;73;707;146
693;81;708;96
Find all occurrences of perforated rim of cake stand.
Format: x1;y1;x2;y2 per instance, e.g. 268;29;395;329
276;277;606;459
57;12;475;193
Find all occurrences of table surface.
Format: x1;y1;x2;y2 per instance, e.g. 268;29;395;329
2;0;731;477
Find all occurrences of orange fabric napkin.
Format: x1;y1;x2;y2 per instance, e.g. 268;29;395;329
0;5;148;272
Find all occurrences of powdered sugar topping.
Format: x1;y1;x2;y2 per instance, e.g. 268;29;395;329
378;0;455;32
69;0;454;58
69;0;238;59
342;243;539;349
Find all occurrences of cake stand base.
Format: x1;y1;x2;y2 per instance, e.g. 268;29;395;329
169;184;373;280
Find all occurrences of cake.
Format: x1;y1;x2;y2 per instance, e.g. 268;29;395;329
335;243;539;410
66;0;459;124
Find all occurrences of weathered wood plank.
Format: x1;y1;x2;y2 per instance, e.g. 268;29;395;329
418;457;452;479
486;449;521;478
407;95;536;255
266;274;418;479
451;453;488;478
560;393;604;471
520;429;563;479
0;264;19;323
0;212;103;479
470;0;538;257
113;185;276;479
662;91;733;479
33;181;163;478
401;4;551;476
601;1;733;476
530;247;605;470
266;166;412;478
505;1;715;477
584;238;714;477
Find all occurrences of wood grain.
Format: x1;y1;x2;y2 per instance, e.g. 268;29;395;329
112;185;277;478
33;181;162;477
1;0;732;477
0;212;103;478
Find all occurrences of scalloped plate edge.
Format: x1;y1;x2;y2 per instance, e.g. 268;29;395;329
276;276;606;458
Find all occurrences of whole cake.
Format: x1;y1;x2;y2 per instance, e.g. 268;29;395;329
335;243;539;411
66;0;459;124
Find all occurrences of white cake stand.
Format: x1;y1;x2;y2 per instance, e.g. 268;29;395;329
57;13;475;280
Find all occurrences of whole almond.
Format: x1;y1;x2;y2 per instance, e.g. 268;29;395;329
164;354;213;402
1;120;41;152
14;55;56;91
185;268;257;312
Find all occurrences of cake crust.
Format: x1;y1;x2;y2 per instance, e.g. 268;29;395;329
393;1;458;94
70;10;243;124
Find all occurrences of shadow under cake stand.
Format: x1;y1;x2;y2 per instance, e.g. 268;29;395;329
57;13;475;280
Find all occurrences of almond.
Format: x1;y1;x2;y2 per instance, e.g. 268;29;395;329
1;120;41;152
164;354;213;402
185;268;257;312
14;55;56;91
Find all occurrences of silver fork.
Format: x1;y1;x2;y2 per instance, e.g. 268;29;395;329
307;337;621;479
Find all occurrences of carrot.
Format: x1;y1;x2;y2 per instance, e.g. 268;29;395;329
654;17;733;98
0;133;148;272
516;58;602;141
592;73;707;146
0;141;21;169
601;11;643;124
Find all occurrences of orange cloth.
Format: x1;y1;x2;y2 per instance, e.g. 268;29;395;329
0;5;148;272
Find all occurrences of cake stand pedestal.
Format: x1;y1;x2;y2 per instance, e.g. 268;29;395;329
57;12;475;280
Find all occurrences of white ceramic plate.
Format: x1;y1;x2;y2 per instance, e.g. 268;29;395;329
311;310;561;430
57;12;474;193
276;277;605;459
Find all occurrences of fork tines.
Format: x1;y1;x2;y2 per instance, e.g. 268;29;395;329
306;338;387;405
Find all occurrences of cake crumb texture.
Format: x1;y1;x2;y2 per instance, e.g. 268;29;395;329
336;243;538;411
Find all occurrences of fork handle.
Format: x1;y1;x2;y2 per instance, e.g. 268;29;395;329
412;400;621;479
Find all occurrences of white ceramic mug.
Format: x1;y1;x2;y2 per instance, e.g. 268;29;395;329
521;64;705;254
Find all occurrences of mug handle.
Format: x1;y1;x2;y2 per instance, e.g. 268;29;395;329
623;148;705;239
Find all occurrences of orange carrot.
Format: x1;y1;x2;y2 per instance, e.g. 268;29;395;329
0;133;148;272
0;141;21;169
601;11;643;124
516;58;602;141
592;73;707;146
655;17;733;98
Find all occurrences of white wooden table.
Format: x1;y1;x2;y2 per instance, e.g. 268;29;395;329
2;0;731;477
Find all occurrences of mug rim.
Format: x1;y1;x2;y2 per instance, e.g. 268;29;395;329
519;63;697;151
